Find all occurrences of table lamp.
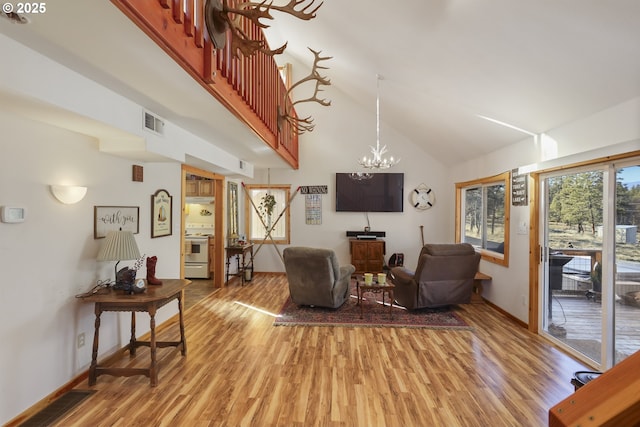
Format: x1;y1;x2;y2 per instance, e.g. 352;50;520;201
97;229;141;288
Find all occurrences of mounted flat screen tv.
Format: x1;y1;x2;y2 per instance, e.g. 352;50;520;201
335;173;404;212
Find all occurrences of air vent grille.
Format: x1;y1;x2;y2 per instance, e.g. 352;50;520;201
143;111;164;136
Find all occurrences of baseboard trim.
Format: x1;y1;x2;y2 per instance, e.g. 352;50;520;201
4;312;180;427
483;298;529;329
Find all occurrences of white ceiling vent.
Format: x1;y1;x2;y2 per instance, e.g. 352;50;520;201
143;110;165;136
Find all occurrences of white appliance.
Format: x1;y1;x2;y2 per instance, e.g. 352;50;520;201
184;223;213;279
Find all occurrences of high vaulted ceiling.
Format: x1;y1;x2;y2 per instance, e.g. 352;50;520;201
2;1;640;169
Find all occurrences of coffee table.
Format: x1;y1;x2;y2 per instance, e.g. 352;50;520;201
355;275;395;319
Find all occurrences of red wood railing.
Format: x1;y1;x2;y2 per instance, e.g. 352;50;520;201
111;0;299;169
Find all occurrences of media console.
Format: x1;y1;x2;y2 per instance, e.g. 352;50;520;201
346;230;386;239
348;236;386;274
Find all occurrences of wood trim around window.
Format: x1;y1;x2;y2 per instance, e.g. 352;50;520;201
243;184;291;245
455;171;511;267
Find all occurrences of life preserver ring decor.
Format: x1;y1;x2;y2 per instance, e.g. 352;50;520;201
411;184;434;210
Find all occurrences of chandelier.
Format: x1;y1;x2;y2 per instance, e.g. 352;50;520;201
348;172;373;181
357;74;400;170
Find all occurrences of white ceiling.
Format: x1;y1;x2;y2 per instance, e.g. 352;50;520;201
2;0;640;169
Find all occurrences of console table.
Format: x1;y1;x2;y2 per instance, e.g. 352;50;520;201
81;278;190;387
225;243;254;284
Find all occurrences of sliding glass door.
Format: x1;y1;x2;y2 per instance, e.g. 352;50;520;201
612;163;640;364
540;160;640;369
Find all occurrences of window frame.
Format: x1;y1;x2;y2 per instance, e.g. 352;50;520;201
244;184;291;245
455;171;510;266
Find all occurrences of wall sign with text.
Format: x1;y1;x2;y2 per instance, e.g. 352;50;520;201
151;189;173;238
511;170;528;206
94;206;139;239
300;185;328;194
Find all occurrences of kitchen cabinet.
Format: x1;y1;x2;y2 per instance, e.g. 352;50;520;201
186;180;214;197
199;180;214;196
185;180;198;197
350;239;385;273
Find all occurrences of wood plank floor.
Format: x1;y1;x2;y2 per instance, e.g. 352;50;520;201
55;273;588;427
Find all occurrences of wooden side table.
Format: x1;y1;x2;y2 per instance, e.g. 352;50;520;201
355;275;395;319
225;244;254;285
473;272;492;303
80;279;190;387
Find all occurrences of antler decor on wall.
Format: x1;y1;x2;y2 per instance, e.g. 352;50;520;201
204;0;323;58
278;48;331;134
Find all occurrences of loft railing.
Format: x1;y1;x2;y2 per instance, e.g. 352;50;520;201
112;0;299;169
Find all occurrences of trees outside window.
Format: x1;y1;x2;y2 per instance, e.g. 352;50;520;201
548;171;603;235
456;171;510;266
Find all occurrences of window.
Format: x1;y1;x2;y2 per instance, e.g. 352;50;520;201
244;185;291;244
455;171;510;266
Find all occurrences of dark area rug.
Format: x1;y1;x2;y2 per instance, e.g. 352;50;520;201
274;283;472;329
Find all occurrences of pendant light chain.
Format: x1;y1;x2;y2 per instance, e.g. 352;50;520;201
356;74;400;170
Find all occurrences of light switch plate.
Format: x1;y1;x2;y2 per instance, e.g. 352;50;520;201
518;220;528;235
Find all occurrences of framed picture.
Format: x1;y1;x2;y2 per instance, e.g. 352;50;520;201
151;189;172;238
94;206;139;239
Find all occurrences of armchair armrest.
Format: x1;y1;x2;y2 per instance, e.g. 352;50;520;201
338;264;356;282
389;266;415;286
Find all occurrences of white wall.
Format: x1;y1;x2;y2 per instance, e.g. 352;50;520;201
244;74;453;273
249;92;640;326
3;16;639;424
451;96;640;323
0;34;266;424
0;33;251;176
0;111;183;423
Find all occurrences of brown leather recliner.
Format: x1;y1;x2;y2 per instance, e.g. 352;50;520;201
390;243;480;309
283;246;356;309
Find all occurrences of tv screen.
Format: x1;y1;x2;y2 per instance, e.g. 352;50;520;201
335;173;404;212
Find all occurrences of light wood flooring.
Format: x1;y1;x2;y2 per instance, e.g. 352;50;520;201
184;278;219;310
53;273;588;427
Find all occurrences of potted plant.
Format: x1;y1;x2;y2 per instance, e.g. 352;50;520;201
258;192;276;224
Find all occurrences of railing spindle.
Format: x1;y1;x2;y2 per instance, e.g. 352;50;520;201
114;0;299;169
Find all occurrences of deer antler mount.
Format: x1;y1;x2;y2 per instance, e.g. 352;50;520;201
278;48;331;135
204;0;323;58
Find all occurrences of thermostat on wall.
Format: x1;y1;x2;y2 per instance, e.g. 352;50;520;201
1;206;27;223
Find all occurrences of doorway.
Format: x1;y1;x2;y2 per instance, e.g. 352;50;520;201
538;160;640;369
181;165;225;291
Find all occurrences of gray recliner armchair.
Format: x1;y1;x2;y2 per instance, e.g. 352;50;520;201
283;246;356;308
390;243;480;309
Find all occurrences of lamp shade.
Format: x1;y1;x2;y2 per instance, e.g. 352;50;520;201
97;230;141;262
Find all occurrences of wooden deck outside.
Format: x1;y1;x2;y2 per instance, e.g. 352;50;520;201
548;291;640;364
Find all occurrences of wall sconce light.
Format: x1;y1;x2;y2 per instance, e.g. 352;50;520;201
50;185;88;204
